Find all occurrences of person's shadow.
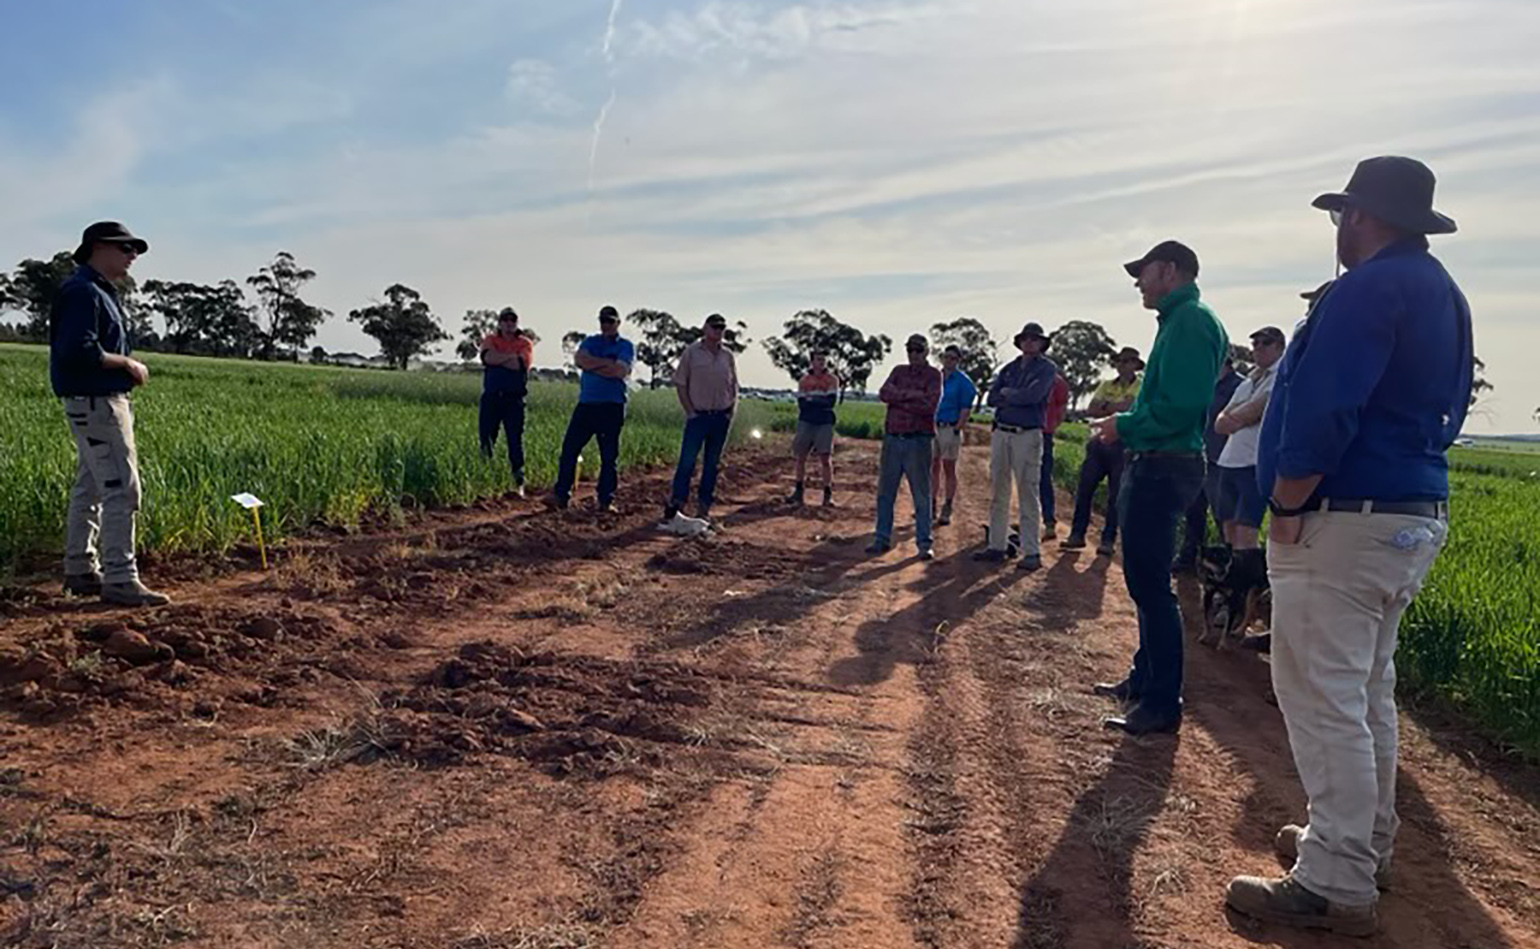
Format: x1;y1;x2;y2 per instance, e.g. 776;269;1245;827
1013;733;1179;947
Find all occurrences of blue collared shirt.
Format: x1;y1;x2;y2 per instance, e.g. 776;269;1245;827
48;264;135;397
1257;238;1473;501
986;355;1059;429
577;333;635;404
936;370;978;424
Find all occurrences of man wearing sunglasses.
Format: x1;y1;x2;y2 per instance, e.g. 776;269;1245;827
869;334;942;559
1227;157;1472;937
552;306;634;512
49;222;168;607
666;314;739;523
478;307;534;496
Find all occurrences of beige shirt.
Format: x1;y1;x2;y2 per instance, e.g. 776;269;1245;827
674;340;739;413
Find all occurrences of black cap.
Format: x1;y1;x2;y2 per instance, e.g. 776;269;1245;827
905;333;929;350
72;221;148;264
598;305;620;320
1300;281;1333;302
1250;326;1286;346
705;313;728;328
498;307;519;321
1312;156;1456;235
1123;240;1198;279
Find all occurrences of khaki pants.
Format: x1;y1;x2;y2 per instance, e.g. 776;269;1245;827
1268;511;1447;906
987;429;1043;556
62;394;142;584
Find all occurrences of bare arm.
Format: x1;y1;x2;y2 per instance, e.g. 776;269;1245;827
1216;391;1270;434
102;353;149;385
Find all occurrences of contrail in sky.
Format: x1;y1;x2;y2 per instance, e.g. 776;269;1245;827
588;0;624;228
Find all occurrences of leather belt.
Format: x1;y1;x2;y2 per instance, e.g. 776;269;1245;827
992;423;1040;434
1307;498;1448;518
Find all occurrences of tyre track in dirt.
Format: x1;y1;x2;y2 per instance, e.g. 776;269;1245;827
1;439;1538;948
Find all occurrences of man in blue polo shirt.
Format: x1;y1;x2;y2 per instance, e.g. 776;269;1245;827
551;306;634;513
930;344;977;527
1226;157;1473;938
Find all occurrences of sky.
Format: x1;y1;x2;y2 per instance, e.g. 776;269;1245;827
2;0;1537;431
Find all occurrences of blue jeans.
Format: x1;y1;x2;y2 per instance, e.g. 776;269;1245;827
1070;439;1126;543
1118;454;1205;718
875;433;934;550
478;391;525;484
670;411;731;513
1039;431;1057;524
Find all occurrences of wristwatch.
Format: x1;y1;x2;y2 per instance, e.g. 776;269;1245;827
1268;497;1311;518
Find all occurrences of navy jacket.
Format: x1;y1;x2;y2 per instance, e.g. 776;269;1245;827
49;265;135;397
987;355;1059;429
1257;238;1473;501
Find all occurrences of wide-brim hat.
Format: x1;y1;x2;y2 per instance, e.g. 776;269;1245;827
72;221;148;264
1014;322;1052;351
1312;156;1456;235
1109;346;1144;370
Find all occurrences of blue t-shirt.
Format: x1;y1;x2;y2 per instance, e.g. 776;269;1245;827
936;370;978;424
577;333;635;404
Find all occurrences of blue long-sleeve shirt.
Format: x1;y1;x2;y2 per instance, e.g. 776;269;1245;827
48;265;135;397
1257;238;1473;502
986;355;1058;429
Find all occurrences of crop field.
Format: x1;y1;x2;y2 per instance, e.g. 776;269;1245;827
0;344;774;569
2;343;1536;753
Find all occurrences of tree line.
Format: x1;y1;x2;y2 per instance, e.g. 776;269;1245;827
4;247;1370;409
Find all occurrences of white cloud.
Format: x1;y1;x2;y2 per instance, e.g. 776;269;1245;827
506;59;581;117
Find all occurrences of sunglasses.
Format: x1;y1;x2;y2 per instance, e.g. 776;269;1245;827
599;316;619;325
109;242;141;257
706;322;727;330
906;346;927;353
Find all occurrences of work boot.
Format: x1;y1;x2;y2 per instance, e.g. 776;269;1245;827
865;539;892;556
936;500;953;526
1096;537;1117;557
101;580;171;608
786;482;805;506
1061;533;1087;550
917;547;935;562
1017;553;1042;572
63;573;103;597
821;486;834;508
1274;825;1391;890
1225;874;1378;938
1092;679;1137;703
1042;521;1058;542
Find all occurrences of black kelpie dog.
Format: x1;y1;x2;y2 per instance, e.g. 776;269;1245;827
1196;545;1271;649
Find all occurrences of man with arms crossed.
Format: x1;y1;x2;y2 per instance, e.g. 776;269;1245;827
974;323;1057;570
1226;157;1472;937
1090;241;1227;736
787;351;838;508
1211;326;1286;549
50;222;168;607
868;335;941;560
931;344;976;527
478;307;533;496
666;314;739;523
552;306;634;513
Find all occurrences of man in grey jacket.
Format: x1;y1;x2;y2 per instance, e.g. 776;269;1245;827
974;323;1058;571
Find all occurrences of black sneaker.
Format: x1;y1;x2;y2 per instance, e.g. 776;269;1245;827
1096;538;1117;557
917;548;935;562
865;540;892;556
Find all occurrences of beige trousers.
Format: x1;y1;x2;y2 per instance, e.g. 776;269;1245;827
62;394;142;584
987;429;1043;557
1268;510;1446;906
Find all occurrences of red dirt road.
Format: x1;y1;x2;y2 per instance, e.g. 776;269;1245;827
1;440;1537;948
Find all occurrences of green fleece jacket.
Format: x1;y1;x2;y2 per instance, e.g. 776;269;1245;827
1115;283;1229;453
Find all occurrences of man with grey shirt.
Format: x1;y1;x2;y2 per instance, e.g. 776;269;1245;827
49;222;169;607
974;323;1058;571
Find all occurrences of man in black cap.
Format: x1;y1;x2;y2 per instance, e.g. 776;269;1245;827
1089;240;1228;735
1173;355;1241;572
49;222;168;607
551;306;634;512
1227;158;1472;937
974;323;1059;570
478;307;534;496
1064;346;1144;557
1212;326;1287;550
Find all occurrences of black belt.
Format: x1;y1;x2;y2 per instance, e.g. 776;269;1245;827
992;423;1040;434
1127;450;1201;461
1306;498;1448;518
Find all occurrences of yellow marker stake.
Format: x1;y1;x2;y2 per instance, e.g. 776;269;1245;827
230;493;269;570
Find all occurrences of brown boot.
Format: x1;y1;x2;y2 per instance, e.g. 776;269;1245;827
1225;874;1377;938
1274;825;1391;890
